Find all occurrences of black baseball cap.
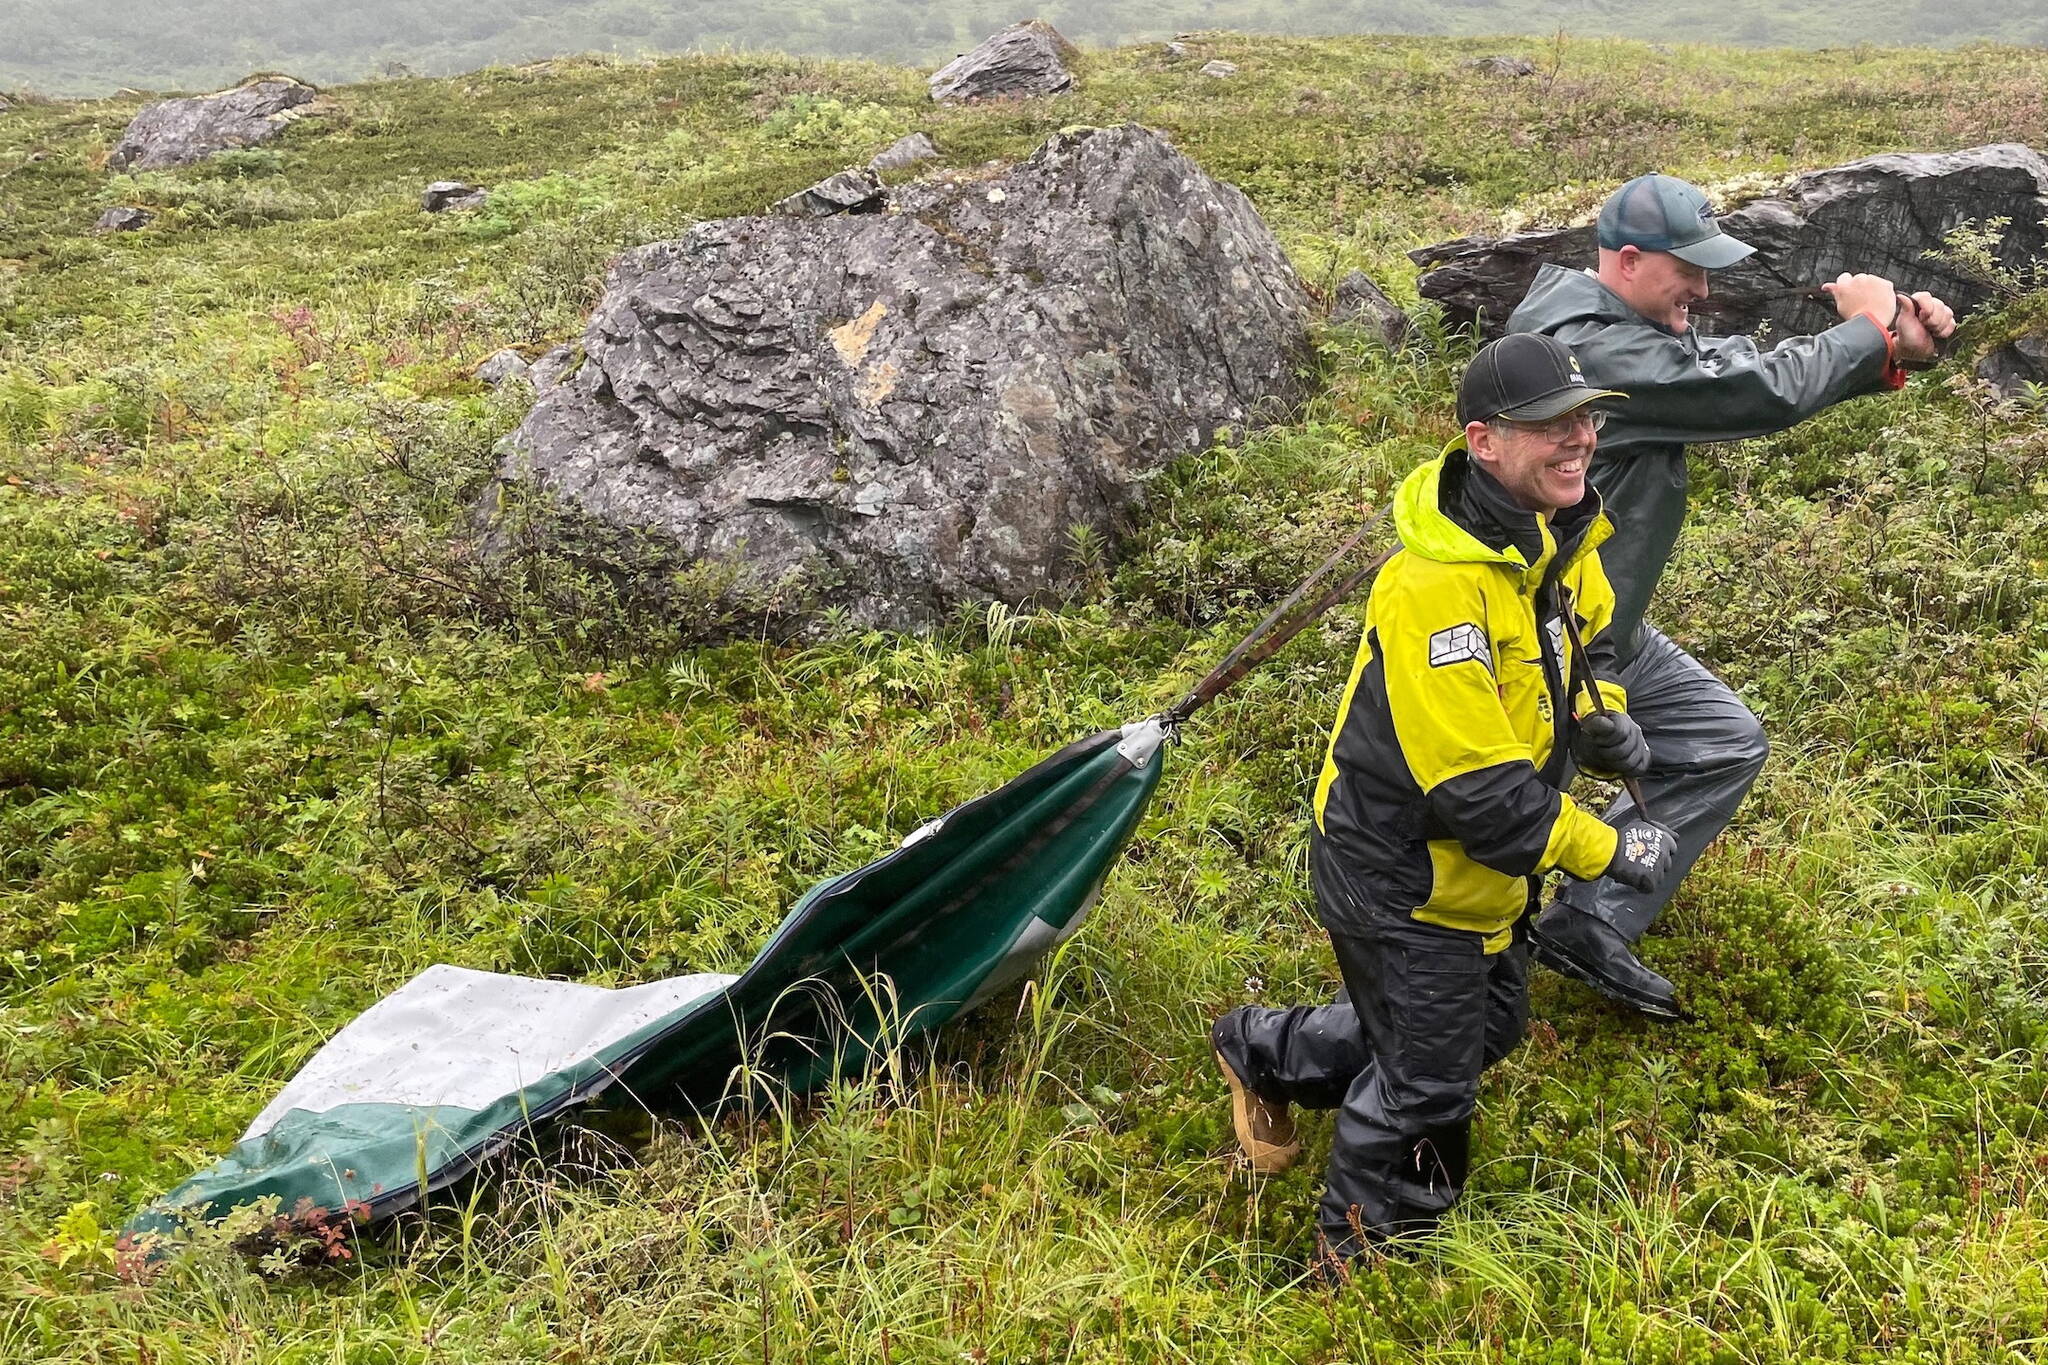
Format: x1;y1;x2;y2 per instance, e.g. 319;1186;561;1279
1596;173;1755;269
1456;333;1626;427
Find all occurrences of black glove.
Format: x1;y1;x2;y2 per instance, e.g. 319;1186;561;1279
1573;710;1650;779
1605;819;1677;893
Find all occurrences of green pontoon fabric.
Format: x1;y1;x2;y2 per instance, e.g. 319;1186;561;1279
127;717;1168;1239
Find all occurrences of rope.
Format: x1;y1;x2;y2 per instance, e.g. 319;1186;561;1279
1163;506;1396;727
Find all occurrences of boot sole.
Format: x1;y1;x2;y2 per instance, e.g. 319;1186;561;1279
1529;929;1686;1020
1213;1048;1301;1174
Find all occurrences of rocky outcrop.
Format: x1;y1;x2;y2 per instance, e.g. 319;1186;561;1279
493;124;1311;633
1466;56;1536;78
771;168;885;217
1332;270;1410;347
93;206;153;233
929;21;1078;103
1413;144;2048;340
107;77;317;172
423;181;489;212
869;133;939;174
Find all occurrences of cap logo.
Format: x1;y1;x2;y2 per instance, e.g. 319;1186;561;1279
1567;355;1585;385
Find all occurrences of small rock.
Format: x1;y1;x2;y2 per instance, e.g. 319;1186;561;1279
422;181;489;212
0;96;12;114
1200;60;1238;79
476;348;532;388
771;167;886;218
1978;333;2048;398
1466;55;1537;78
1162;42;1188;58
929;20;1078;103
107;77;317;172
93;206;153;233
1331;270;1411;347
869;133;940;174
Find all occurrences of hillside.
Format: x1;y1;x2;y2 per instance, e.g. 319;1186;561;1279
5;31;2048;1362
7;0;2048;97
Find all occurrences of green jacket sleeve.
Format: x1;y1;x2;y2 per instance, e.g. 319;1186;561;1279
1558;311;1901;447
1375;560;1618;882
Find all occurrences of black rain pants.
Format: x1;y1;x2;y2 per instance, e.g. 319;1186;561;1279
1553;624;1769;941
1214;832;1531;1259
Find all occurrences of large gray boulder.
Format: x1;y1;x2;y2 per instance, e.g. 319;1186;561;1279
1413;144;2048;341
492;124;1311;632
929;21;1078;103
107;77;318;172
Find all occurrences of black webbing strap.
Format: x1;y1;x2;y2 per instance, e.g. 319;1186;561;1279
1163;507;1397;727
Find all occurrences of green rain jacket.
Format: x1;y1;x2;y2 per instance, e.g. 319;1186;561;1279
1314;446;1626;952
1507;265;1905;662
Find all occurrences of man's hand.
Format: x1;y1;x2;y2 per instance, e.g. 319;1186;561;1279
1604;819;1678;894
1572;710;1651;779
1893;292;1957;367
1822;272;1898;326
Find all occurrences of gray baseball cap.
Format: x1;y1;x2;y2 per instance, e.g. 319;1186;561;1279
1596;173;1755;269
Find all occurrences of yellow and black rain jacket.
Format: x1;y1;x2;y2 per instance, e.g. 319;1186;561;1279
1313;445;1629;951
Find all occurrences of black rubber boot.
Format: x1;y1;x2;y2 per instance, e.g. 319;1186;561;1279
1530;902;1683;1018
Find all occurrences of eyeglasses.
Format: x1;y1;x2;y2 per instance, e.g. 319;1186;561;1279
1493;409;1608;441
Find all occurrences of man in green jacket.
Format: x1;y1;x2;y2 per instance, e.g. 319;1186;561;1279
1506;173;1957;1016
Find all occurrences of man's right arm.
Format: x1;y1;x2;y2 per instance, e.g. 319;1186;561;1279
1561;310;1900;448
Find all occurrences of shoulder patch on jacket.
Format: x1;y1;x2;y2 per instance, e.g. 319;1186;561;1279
1428;623;1493;673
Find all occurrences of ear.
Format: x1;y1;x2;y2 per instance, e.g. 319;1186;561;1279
1615;244;1642;279
1464;420;1498;466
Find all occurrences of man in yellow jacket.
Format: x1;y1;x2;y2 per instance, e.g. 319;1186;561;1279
1213;333;1678;1265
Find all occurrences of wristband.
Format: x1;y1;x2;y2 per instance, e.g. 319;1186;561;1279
1854;307;1909;390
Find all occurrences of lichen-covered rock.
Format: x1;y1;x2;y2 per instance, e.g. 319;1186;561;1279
493;124;1311;633
771;168;885;217
1413;144;2048;340
1201;60;1238;78
1466;56;1536;77
107;77;317;172
1332;270;1410;347
93;206;154;233
929;20;1078;103
869;133;940;174
423;181;489;212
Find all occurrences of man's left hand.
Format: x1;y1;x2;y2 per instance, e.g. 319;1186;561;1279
1895;292;1957;367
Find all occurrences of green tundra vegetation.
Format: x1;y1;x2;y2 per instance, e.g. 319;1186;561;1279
5;30;2048;1364
7;0;2047;97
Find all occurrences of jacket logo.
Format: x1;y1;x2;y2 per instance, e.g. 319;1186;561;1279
1428;623;1493;674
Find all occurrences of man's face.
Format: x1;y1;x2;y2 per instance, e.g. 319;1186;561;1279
1466;411;1599;518
1604;246;1711;332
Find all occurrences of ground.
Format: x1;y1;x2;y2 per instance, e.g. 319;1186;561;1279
4;31;2048;1364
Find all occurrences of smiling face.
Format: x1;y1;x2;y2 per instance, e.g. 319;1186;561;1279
1465;411;1599;518
1599;245;1711;332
